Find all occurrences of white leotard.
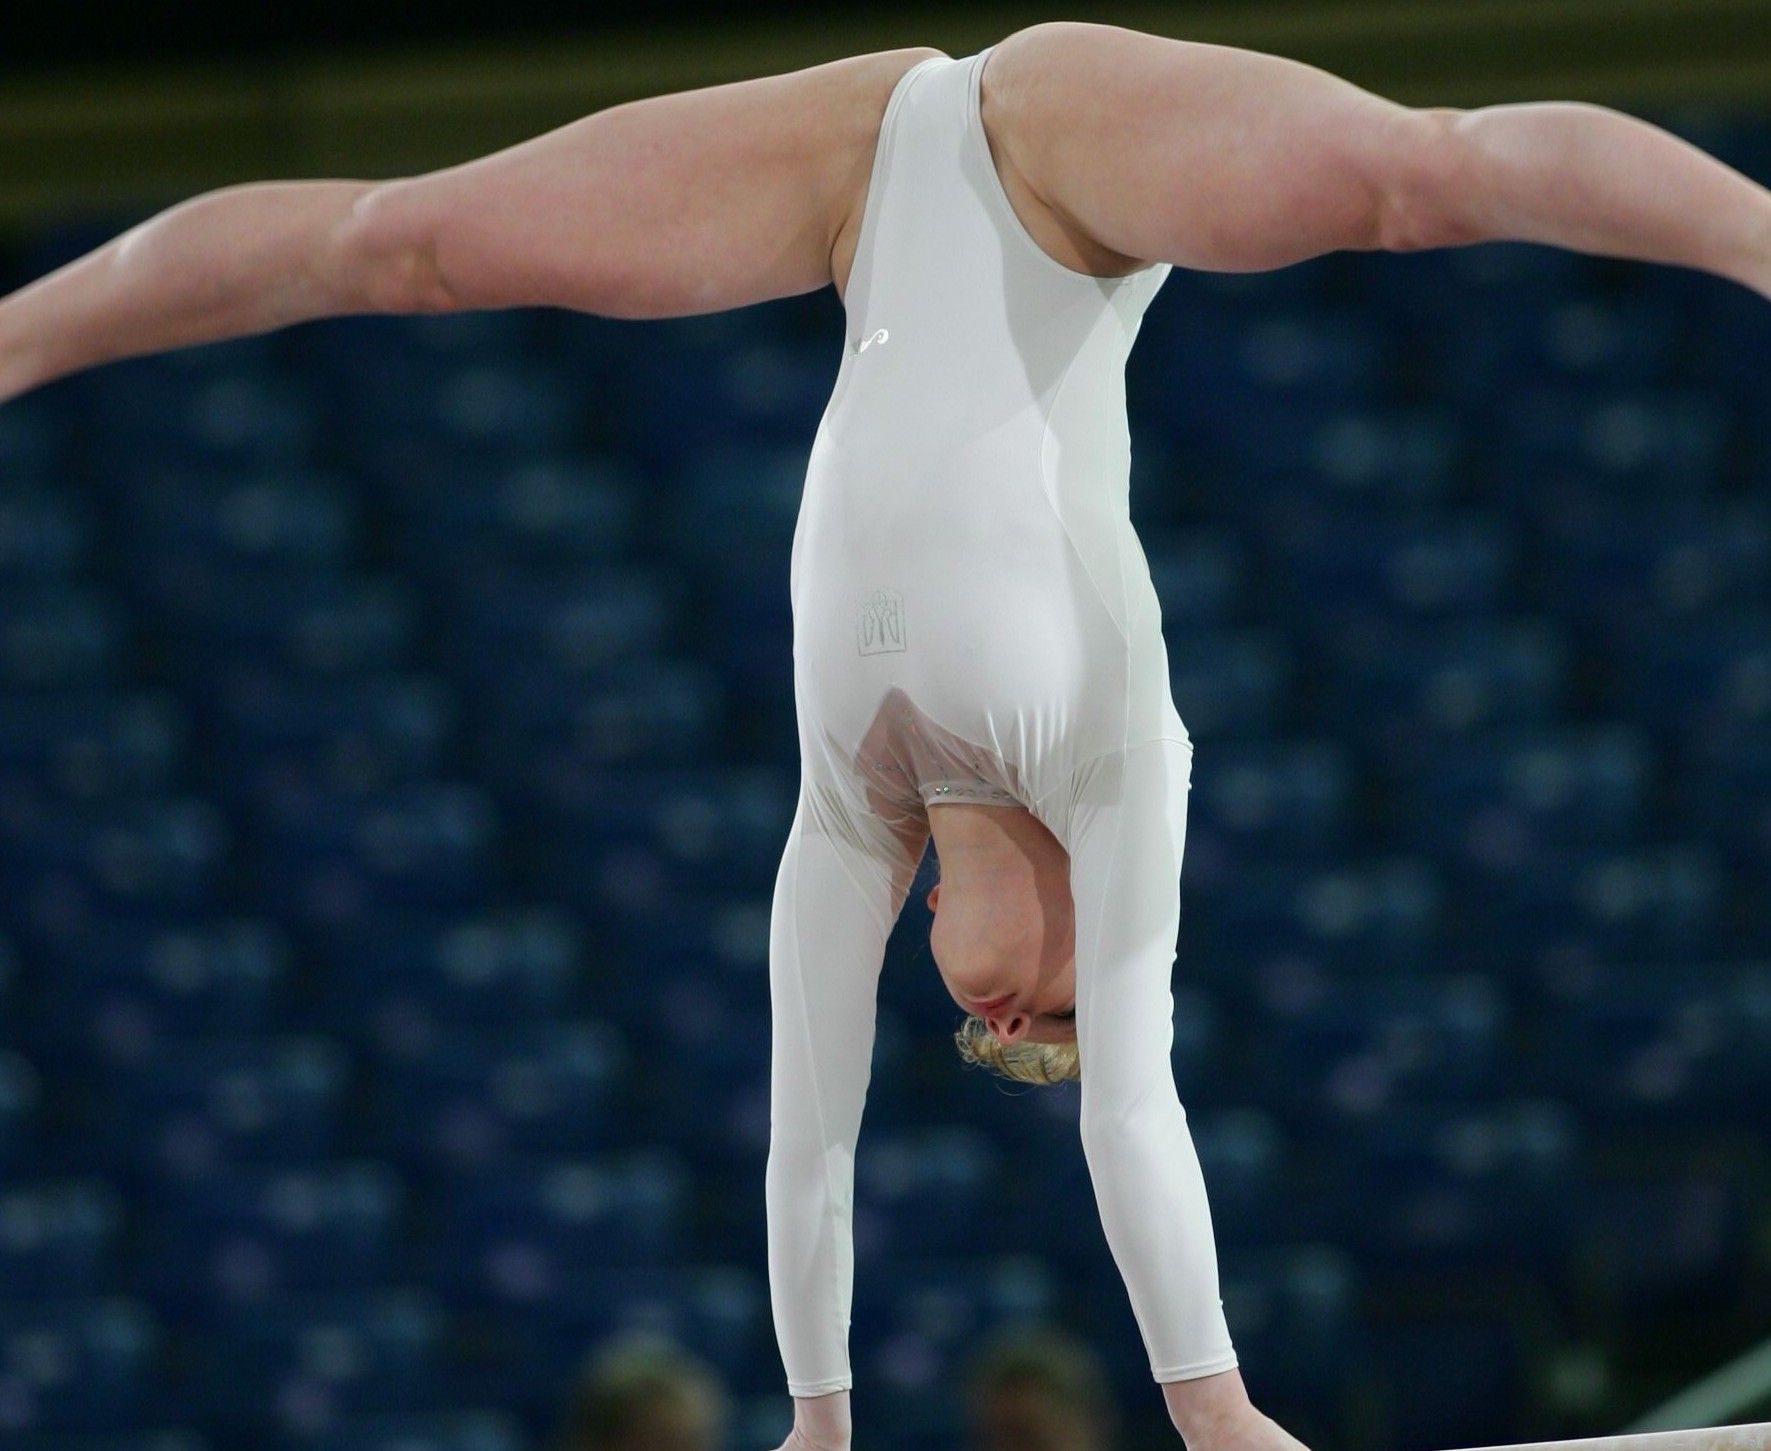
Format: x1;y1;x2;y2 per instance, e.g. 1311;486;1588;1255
766;45;1238;1396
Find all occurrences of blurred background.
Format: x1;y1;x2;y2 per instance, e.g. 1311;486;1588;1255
2;3;1770;1449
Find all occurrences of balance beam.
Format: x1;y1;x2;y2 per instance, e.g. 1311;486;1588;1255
1450;1426;1770;1451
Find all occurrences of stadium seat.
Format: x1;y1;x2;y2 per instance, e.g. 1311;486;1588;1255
0;1180;126;1301
365;1022;631;1174
854;1126;1005;1260
1187;737;1357;871
1320;1101;1582;1274
284;1411;527;1451
0;1051;38;1175
1264;512;1516;621
851;1256;1058;1433
1372;1305;1548;1451
181;1289;448;1440
424;1153;692;1307
0;690;185;804
1394;725;1655;868
29;918;289;1070
1319;615;1570;757
139;1163;405;1317
90;1034;351;1181
1186;857;1444;984
1140;527;1249;627
0;489;88;580
1250;970;1508;1122
1524;961;1771;1130
0;583;126;690
0;1298;161;1434
316;907;582;1053
457;1263;770;1425
1167;629;1295;740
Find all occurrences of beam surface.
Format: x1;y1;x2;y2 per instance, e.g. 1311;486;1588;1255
1451;1424;1771;1451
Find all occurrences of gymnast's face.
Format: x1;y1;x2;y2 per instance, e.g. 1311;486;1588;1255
925;804;1078;1046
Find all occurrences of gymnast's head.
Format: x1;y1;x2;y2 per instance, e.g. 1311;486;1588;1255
924;801;1080;1086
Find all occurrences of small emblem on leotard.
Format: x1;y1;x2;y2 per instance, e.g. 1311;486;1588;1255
857;327;890;353
857;587;907;656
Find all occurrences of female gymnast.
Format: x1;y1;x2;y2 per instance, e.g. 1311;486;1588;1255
3;21;1768;1450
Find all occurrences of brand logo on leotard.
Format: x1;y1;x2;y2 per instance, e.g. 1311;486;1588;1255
857;587;907;656
857;328;890;353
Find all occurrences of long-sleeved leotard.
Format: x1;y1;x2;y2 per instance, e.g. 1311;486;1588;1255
765;46;1238;1398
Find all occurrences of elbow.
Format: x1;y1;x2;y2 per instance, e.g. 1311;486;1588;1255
323;180;463;316
1378;107;1490;253
1078;1086;1181;1154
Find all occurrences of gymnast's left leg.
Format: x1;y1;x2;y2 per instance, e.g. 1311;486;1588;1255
985;20;1770;295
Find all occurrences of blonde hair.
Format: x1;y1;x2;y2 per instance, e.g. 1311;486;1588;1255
953;1013;1081;1086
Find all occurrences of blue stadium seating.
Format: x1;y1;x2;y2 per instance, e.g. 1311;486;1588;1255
28;918;289;1069
10;1435;208;1451
1393;724;1656;873
139;1163;405;1318
286;1412;528;1451
179;1289;450;1440
0;1050;37;1173
0;690;185;804
0;488;88;578
0;1299;161;1434
424;1153;693;1306
0;1180;125;1299
850;1256;1058;1435
364;1022;629;1175
6;165;1771;1448
91;1035;351;1183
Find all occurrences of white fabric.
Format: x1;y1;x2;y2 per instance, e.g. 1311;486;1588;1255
766;46;1238;1397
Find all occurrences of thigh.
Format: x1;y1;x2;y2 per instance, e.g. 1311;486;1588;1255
350;47;942;318
990;19;1441;272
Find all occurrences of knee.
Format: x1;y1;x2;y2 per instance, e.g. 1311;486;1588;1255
328;179;461;315
1378;107;1487;253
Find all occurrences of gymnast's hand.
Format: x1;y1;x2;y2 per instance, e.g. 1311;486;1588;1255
1164;1368;1311;1450
769;1389;852;1451
768;1428;850;1451
768;1432;850;1451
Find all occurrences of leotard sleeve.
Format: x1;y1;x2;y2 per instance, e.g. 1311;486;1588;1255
1055;734;1240;1383
765;775;925;1397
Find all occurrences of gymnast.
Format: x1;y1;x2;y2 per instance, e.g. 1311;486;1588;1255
3;22;1768;1449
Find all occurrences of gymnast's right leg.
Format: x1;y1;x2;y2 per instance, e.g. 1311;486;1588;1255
0;45;939;404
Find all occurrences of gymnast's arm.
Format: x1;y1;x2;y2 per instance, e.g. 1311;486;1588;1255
766;782;928;1451
0;46;937;406
1061;737;1309;1450
992;20;1771;295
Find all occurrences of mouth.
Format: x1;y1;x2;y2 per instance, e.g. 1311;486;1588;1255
971;994;1014;1014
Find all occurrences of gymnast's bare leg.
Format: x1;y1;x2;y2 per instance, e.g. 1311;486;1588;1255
1;20;1767;405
